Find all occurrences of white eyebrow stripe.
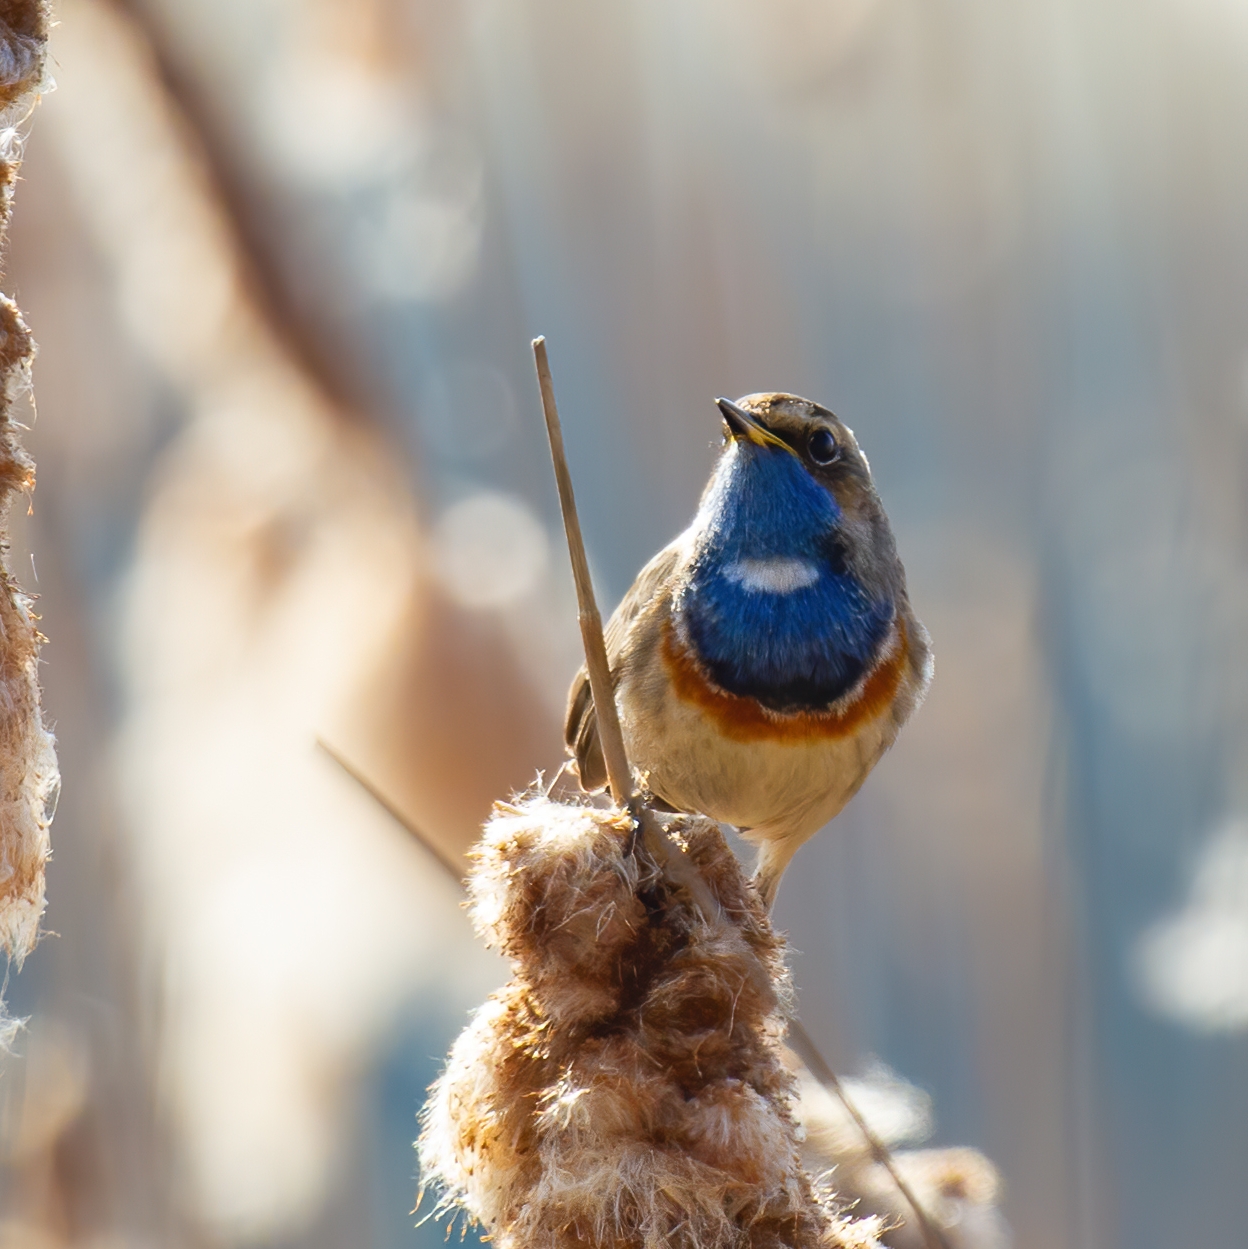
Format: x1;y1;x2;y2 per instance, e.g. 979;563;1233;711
723;557;820;594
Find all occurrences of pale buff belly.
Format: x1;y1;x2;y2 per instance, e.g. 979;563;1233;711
616;665;897;843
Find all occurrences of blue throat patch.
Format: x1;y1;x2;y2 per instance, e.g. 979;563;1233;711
678;442;893;712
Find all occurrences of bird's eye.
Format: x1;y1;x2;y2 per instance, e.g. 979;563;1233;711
808;428;839;465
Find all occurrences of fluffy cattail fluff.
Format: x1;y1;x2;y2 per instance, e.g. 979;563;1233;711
420;793;881;1249
793;1065;1010;1249
0;0;57;978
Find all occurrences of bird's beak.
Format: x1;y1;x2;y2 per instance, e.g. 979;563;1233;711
716;397;796;455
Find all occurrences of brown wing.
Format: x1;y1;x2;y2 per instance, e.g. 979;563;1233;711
564;540;683;790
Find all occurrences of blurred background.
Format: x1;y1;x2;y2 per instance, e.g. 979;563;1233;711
2;0;1248;1245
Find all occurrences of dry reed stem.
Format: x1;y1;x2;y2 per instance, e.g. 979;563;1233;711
532;338;733;931
793;1066;1008;1249
0;0;58;976
789;1022;952;1249
533;337;631;806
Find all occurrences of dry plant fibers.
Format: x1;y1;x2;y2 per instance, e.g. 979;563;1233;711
0;0;58;990
420;796;881;1249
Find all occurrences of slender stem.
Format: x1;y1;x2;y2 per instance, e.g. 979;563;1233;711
531;338;723;924
315;738;464;886
532;337;633;807
788;1018;953;1249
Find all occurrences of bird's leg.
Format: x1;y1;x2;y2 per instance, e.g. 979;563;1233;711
751;836;803;911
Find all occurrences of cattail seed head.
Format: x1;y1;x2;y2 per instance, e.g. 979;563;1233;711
420;793;882;1249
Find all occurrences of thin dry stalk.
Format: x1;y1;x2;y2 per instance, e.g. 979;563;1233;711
789;1022;952;1249
316;739;464;885
533;337;631;806
532;337;726;927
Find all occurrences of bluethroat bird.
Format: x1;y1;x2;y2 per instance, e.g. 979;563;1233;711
565;394;932;908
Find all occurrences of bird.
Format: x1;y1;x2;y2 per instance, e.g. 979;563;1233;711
565;393;932;909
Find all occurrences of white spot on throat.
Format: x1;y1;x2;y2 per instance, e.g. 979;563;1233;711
723;557;820;594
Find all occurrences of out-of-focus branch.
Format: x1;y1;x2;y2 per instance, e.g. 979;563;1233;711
110;0;391;419
41;0;554;1237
